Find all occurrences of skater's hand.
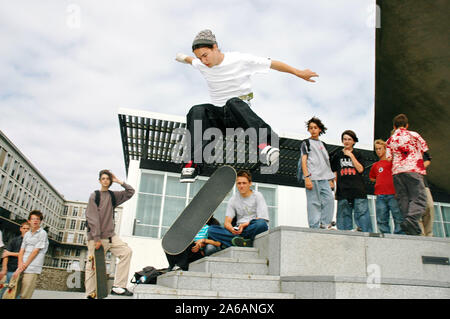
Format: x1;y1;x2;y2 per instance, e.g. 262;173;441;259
95;241;102;250
297;69;319;82
305;177;313;190
176;53;189;64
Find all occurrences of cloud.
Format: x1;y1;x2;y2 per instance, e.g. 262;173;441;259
0;0;376;201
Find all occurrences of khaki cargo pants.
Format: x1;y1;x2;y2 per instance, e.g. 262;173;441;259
85;236;132;297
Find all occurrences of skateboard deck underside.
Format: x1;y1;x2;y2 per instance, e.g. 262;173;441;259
162;165;236;255
94;246;108;299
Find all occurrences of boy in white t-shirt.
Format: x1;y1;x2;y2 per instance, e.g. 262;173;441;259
176;29;319;182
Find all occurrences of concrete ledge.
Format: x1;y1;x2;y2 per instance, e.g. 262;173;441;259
254;226;450;283
280;276;450;299
281;275;450;288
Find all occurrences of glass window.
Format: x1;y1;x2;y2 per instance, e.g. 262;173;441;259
0;174;4;192
2;154;11;172
135;193;162;226
134;171;279;238
134;224;159;238
10;160;18;177
139;173;164;194
66;233;74;243
165;176;187;197
443;222;450;238
213;202;228;224
0;148;6;168
258;186;276;206
161;197;185;227
189;179;207;199
441;206;450;223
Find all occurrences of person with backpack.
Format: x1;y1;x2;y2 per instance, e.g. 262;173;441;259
85;169;135;298
299;117;335;229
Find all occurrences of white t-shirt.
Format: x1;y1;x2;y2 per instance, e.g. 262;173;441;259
192;52;271;106
226;191;270;225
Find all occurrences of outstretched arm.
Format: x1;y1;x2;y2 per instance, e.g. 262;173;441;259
176;53;194;65
270;60;318;82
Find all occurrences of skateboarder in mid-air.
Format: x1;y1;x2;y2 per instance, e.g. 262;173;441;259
176;29;319;183
85;170;135;298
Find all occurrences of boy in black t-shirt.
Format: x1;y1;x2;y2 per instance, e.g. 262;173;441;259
331;130;372;232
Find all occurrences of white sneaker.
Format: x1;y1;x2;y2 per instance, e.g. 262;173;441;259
260;145;280;166
180;163;199;183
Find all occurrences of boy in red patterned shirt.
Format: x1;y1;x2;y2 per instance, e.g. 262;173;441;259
386;114;429;235
369;140;404;234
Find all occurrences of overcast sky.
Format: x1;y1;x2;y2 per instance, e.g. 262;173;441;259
0;0;377;201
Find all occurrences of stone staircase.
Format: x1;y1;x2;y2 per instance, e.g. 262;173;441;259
133;226;450;299
133;247;294;299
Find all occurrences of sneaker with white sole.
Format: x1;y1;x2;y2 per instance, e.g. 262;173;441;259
180;161;199;183
111;286;133;296
260;145;280;167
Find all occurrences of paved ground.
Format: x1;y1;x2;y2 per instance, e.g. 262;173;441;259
32;289;134;299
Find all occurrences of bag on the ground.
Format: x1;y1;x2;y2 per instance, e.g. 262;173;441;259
130;266;169;284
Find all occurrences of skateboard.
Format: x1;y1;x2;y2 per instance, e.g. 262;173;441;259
88;246;108;299
2;273;22;299
162;165;236;255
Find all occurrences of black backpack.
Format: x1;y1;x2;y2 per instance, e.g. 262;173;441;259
296;139;331;183
86;190;117;233
131;266;169;284
94;190;117;208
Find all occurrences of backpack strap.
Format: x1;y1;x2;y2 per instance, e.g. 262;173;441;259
94;190;116;208
94;190;101;207
108;190;117;208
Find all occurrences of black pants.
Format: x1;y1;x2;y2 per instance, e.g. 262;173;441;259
186;97;278;164
165;243;203;271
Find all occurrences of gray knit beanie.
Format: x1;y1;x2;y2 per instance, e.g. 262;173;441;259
192;29;217;50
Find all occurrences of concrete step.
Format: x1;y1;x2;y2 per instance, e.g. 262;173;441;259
157;270;281;293
211;247;260;259
188;256;268;275
133;284;294;299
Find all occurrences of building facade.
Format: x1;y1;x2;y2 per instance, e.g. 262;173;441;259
116;108;450;281
0;130;121;274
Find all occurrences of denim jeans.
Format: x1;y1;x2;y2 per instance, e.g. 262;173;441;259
376;195;404;234
208;219;269;247
305;180;334;228
0;271;14;298
203;244;221;256
337;198;373;232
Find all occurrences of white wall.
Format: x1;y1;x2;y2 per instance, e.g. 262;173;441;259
277;185;309;227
